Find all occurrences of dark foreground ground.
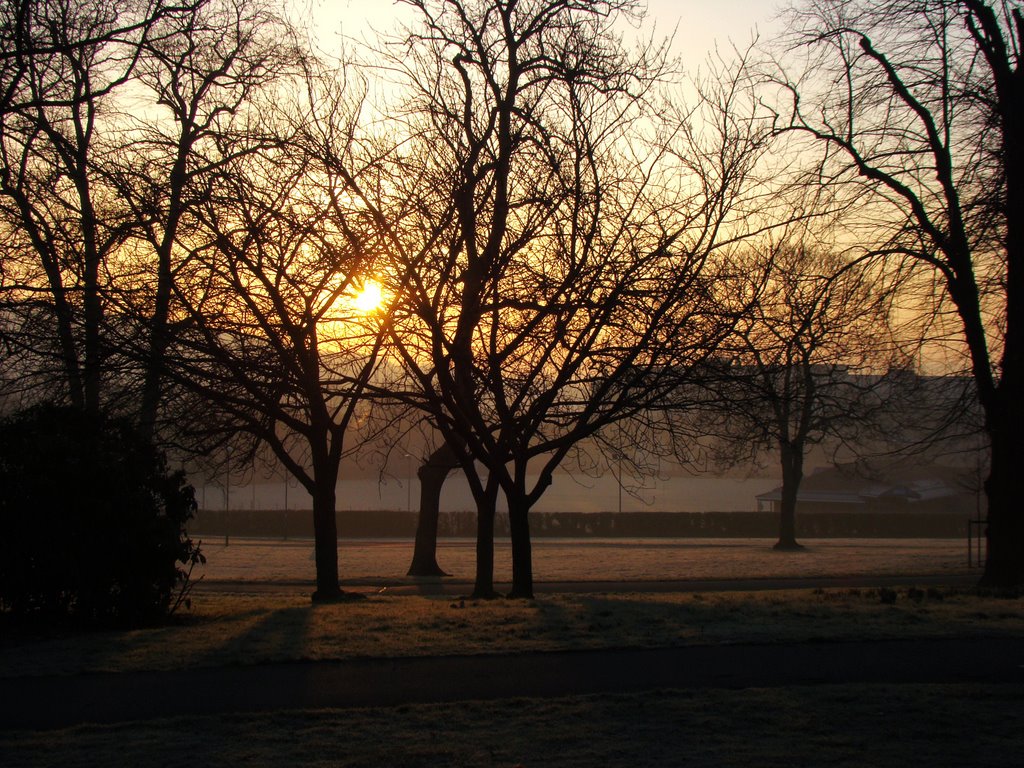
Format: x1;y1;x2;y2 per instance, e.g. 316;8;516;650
1;636;1022;731
2;572;1021;767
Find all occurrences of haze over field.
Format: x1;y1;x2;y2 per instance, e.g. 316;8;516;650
3;0;1017;605
197;470;777;513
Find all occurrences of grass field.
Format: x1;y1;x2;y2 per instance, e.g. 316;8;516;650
199;536;972;584
2;586;1022;677
2;537;1019;767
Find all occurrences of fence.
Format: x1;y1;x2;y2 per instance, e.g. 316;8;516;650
189;508;971;540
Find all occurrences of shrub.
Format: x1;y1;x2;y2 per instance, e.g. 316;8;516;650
0;405;204;625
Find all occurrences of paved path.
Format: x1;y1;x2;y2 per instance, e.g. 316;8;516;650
2;636;1022;731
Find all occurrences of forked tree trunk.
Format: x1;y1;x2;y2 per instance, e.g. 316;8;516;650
407;443;459;577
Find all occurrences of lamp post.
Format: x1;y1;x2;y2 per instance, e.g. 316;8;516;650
617;451;623;516
224;447;231;547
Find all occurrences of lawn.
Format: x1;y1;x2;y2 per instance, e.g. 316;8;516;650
2;585;1022;677
3;572;1021;766
198;536;972;584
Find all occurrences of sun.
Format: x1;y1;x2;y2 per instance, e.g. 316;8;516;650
352;280;384;313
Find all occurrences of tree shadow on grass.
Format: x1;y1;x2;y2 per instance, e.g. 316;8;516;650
527;592;834;650
199;605;315;667
519;593;708;650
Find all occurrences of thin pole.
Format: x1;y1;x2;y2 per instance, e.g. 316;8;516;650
224;450;230;547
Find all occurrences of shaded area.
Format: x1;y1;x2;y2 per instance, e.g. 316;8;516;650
2;637;1021;730
3;684;1023;768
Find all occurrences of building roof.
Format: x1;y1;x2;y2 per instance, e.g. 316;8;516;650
755;463;973;507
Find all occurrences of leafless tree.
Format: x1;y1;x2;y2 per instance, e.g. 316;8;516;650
406;438;459;577
355;0;772;598
106;0;301;438
0;0;202;414
160;68;389;600
769;0;1024;588
700;242;900;549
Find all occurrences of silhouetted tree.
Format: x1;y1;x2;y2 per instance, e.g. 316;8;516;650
772;0;1024;587
706;243;899;549
107;0;299;438
0;0;202;414
161;68;387;601
362;0;771;597
407;440;458;577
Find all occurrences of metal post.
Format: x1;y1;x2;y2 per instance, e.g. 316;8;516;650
224;449;230;547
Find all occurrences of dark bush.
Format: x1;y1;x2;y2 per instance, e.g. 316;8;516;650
0;405;204;625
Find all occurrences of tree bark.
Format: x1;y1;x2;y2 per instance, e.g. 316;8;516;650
775;441;805;551
979;4;1024;589
507;493;534;598
310;457;343;602
980;401;1024;589
471;483;499;599
406;443;459;577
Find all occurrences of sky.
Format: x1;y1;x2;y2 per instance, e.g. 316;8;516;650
301;0;786;71
266;0;793;514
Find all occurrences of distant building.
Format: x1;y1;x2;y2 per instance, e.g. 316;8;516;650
755;463;981;517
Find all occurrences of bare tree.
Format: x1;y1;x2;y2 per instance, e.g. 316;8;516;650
770;0;1024;588
407;439;459;577
358;0;771;598
107;0;301;438
704;243;899;549
0;0;200;414
162;74;388;600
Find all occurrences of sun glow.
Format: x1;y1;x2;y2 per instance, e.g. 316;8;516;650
353;280;384;313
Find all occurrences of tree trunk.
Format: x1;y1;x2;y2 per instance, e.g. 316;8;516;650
775;441;805;551
139;148;189;439
980;401;1024;590
981;38;1024;587
471;483;499;599
406;443;458;577
507;492;534;598
138;224;178;437
310;465;343;602
81;202;103;415
965;0;1024;589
